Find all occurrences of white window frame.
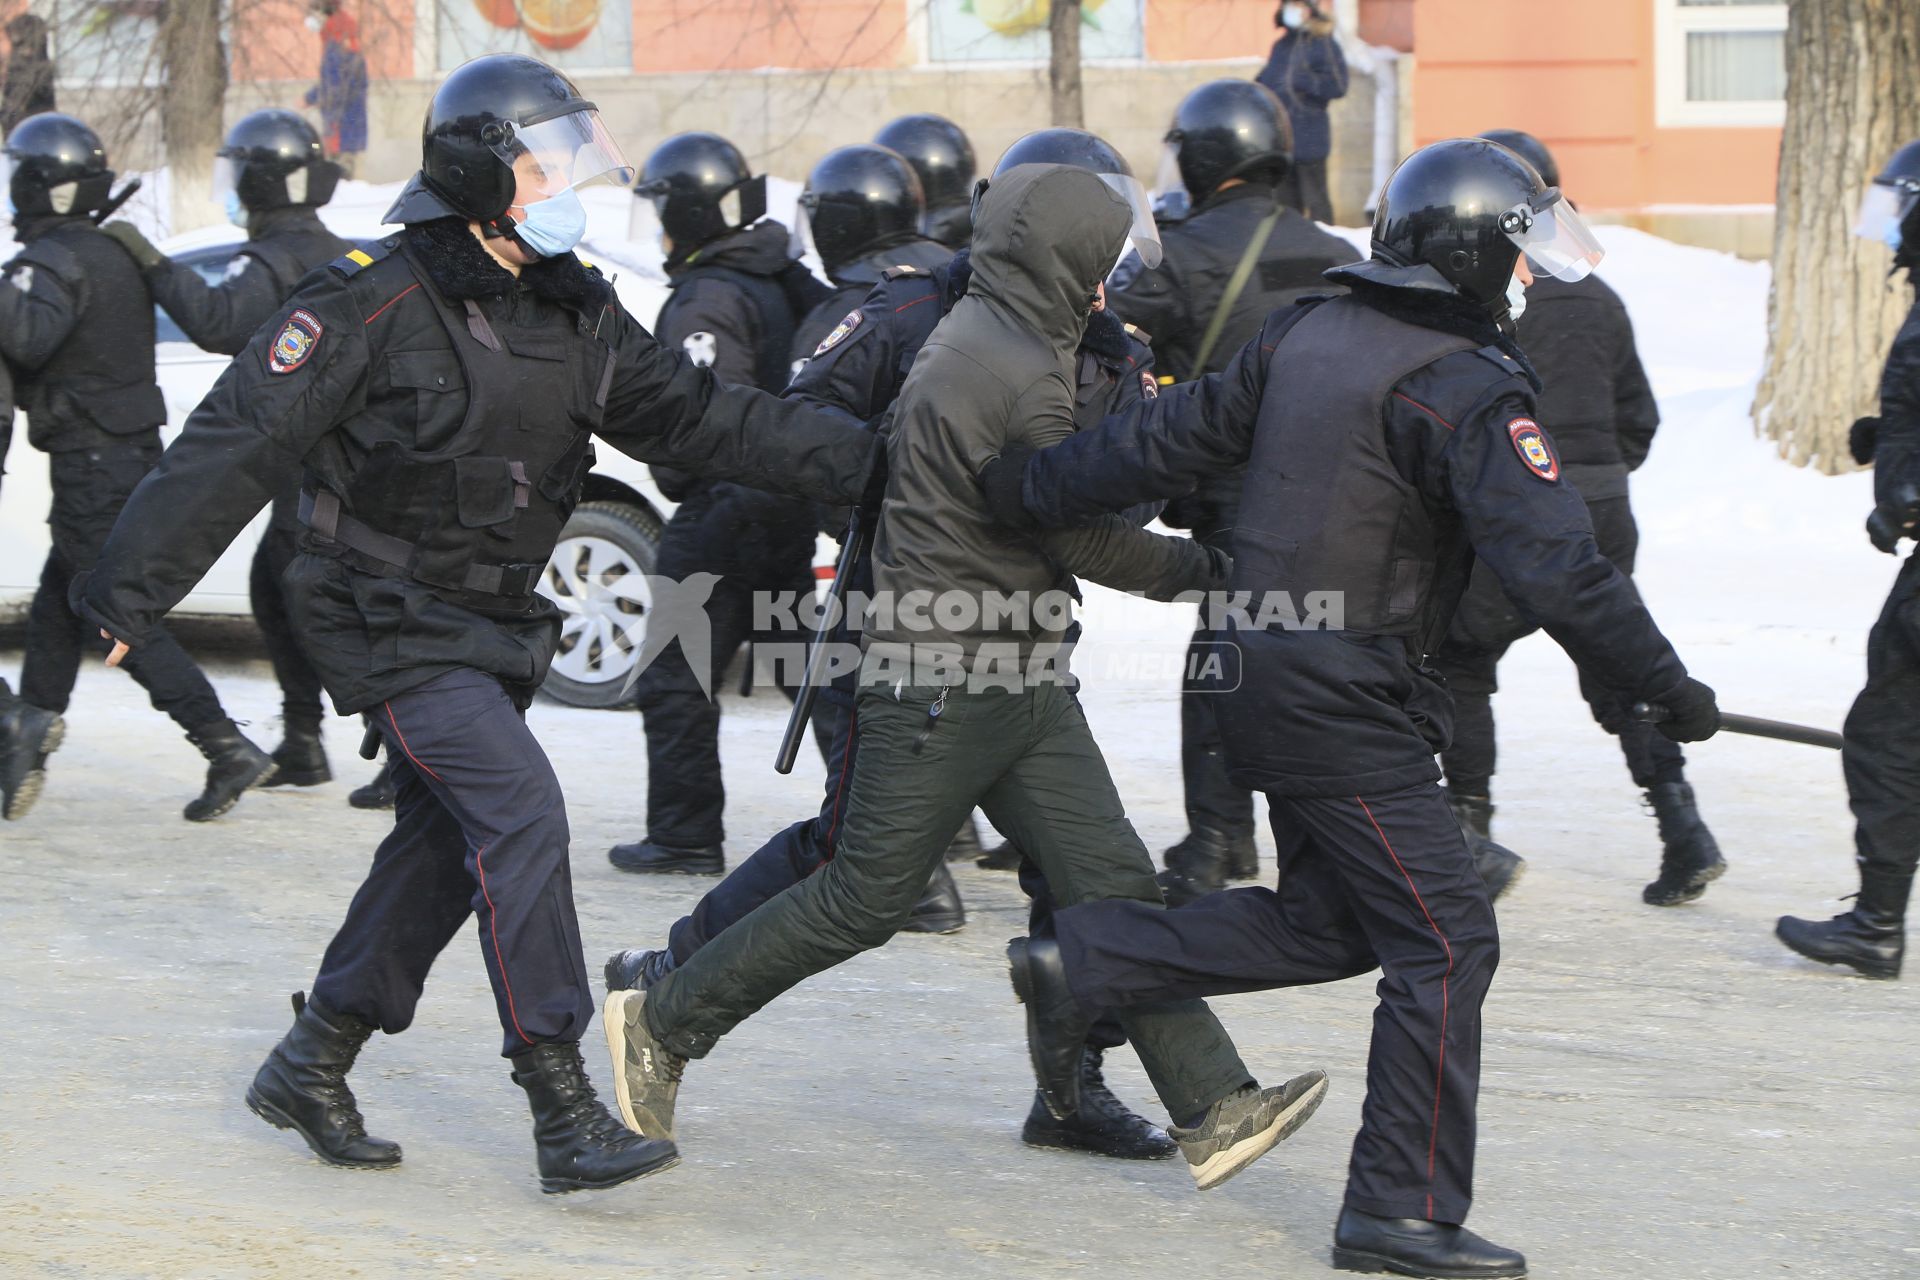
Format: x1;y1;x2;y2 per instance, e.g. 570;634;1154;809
1654;0;1789;129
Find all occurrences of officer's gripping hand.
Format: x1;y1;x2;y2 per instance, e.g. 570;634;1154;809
978;444;1037;532
1867;480;1920;555
1851;416;1881;466
100;630;131;668
99;221;165;272
1642;677;1721;743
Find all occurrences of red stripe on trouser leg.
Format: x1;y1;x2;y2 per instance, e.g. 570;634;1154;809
1357;796;1454;1222
384;702;445;782
475;842;532;1047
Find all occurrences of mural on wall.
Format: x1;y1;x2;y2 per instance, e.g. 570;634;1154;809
439;0;632;72
927;0;1144;62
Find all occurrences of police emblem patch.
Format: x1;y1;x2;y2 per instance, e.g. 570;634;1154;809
813;308;863;357
1140;370;1158;400
268;308;325;375
1507;417;1559;482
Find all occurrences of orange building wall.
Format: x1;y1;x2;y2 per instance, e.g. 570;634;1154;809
629;0;907;74
1144;0;1275;63
232;0;414;85
1411;0;1779;211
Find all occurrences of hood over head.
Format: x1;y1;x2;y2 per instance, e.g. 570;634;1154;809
965;163;1131;352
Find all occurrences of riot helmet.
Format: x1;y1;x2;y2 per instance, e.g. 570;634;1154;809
215;110;342;225
794;144;925;279
631;131;767;252
982;127;1160;270
1477;129;1559;190
874;114;975;243
1154;80;1293;210
3;113;113;219
1855;139;1920;259
1348;137;1604;312
384;54;633;255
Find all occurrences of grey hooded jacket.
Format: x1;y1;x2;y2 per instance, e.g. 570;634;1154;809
865;163;1229;672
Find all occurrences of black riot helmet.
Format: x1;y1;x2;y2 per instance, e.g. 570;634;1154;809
217;110;342;214
796;144;925;278
1156;80;1293;207
3;113;114;219
1856;139;1920;263
993;127;1132;179
1346;137;1604;311
384;54;633;236
874;113;975;242
633;131;768;251
1477;129;1559;190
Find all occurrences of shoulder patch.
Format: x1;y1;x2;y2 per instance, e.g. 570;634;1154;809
1473;343;1528;379
1123;322;1151;344
1507;418;1559;483
268;308;325;375
8;264;32;293
881;265;926;281
683;331;718;367
328;241;391;279
1140;370;1158;400
812;308;863;357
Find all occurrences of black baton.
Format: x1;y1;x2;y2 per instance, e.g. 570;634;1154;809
91;177;144;225
775;508;869;775
1633;703;1844;751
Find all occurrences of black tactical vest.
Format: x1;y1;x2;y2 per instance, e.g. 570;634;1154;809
304;244;607;602
243;210;354;299
12;221;166;452
656;262;796;393
1233;296;1475;638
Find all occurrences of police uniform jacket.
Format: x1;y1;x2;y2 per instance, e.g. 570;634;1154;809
1870;277;1920;504
1016;277;1691;796
789;235;952;374
71;217;875;715
146;206;354;357
1514;272;1658;502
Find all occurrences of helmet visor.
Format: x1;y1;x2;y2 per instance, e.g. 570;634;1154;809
211;155;239;207
1500;190;1604;282
491;109;635;205
1855;181;1920;245
1101;171;1162;270
789;192;817;265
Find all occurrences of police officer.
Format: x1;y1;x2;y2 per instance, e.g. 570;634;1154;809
610;131;844;877
103;109;354;793
983;138;1721;1277
0;112;276;822
788;143;950;371
874;113;976;249
1777;138;1920;980
1107;78;1360;903
605;129;1180;1161
1432;129;1723;906
70;54;877;1192
0;353;66;819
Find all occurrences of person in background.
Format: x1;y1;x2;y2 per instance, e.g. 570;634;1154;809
874;114;977;250
1256;0;1346;225
305;0;368;178
1;14;55;136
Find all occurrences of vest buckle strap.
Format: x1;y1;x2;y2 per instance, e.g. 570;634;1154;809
299;488;542;601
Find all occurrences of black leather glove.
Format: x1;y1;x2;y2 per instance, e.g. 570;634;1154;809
1867;480;1920;555
99;220;165;272
1851;416;1881;466
1642;677;1721;743
977;443;1037;531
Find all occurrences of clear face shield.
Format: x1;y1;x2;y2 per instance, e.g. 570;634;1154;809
491;107;634;211
1496;188;1605;282
1101;171;1162;271
1152;138;1188;221
1855;180;1920;249
789;189;819;264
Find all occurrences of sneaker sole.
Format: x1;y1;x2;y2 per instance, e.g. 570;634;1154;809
539;1146;681;1194
1190;1073;1329;1191
245;1087;401;1169
1330;1244;1526;1278
601;989;673;1140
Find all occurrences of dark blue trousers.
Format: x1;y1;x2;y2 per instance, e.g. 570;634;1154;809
1054;782;1499;1224
312;668;594;1057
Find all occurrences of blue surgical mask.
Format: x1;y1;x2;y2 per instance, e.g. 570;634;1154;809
1505;273;1528;322
224;189;249;229
1281;4;1306;28
513;187;587;258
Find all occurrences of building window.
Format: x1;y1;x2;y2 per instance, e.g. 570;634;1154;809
1655;0;1788;128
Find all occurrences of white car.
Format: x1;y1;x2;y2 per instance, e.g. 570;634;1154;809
0;221;679;709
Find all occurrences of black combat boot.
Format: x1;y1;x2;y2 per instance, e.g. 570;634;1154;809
608;840;725;875
902;861;966;934
1008;936;1094;1120
1157;827;1233;906
1331;1206;1526;1278
975;838;1024;871
511;1040;681;1193
1021;1048;1178;1159
1;699;64;820
945;813;985;862
246;991;401;1168
1776;861;1910;979
263;723;332;788
348;756;399;810
184;719;278;822
1447;789;1494;842
1224;829;1259;880
1641;780;1727;906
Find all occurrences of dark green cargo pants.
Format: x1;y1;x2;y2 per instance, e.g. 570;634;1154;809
642;678;1255;1120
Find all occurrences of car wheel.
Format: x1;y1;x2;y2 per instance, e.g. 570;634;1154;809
537;500;664;709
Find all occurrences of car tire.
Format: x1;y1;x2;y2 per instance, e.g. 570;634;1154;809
537;500;664;709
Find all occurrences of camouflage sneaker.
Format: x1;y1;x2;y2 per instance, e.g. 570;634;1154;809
1170;1072;1328;1190
602;988;685;1141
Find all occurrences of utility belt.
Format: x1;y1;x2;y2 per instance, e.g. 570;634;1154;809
299;489;545;601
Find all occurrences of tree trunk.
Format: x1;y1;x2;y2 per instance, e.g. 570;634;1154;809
1048;0;1083;129
161;0;228;234
1754;0;1920;472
